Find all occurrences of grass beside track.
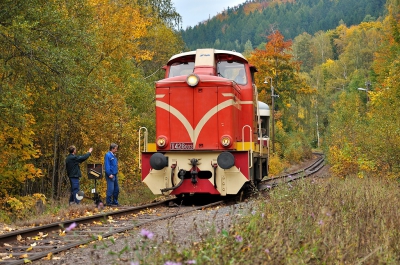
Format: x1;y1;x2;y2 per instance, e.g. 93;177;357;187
119;177;400;264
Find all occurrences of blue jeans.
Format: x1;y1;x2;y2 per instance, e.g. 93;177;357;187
106;174;119;205
69;177;81;204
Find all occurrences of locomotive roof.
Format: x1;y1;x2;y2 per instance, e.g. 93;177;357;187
258;101;270;110
168;49;247;64
258;101;270;117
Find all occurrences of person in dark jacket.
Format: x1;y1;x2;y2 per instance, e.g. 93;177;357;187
104;143;119;206
66;145;93;205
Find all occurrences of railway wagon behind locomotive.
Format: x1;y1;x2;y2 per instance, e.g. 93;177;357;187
139;49;270;197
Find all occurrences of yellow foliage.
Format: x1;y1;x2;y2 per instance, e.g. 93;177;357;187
328;146;359;178
298;107;305;119
322;59;335;68
0;113;42;196
33;193;47;205
3;194;47;220
6;197;24;212
268;153;287;176
88;0;154;61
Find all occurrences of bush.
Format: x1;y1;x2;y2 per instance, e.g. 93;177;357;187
268;153;287;176
1;193;47;222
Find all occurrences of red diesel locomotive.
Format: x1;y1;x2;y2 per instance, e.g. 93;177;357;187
139;48;270;197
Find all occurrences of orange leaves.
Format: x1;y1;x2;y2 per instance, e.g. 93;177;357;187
249;30;295;82
249;30;312;103
243;2;264;15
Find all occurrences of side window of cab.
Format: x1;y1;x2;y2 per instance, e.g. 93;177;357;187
217;61;247;85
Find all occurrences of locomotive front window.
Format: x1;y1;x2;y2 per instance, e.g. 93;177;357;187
217;61;247;85
169;62;195;77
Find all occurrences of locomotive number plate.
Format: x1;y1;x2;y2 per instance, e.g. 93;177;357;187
170;142;194;150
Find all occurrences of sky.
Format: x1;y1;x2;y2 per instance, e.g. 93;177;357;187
172;0;245;29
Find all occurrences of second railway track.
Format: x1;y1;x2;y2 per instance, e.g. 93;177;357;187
258;152;325;190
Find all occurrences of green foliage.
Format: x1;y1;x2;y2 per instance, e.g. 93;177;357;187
282;132;313;164
180;0;386;52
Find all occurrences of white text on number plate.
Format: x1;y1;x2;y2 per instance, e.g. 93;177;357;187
170;142;194;150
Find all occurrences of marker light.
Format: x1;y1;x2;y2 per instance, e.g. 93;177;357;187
156;136;167;148
221;135;232;147
186;73;200;87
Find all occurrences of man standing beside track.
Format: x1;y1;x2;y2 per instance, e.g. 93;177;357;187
66;145;93;205
104;143;119;206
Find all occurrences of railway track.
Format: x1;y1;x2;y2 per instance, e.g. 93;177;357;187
258;152;325;191
0;199;224;265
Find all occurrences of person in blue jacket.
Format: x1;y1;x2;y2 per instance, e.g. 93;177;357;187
104;143;119;206
66;145;93;205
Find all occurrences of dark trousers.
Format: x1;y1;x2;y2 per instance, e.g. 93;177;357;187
69;177;80;204
106;174;119;205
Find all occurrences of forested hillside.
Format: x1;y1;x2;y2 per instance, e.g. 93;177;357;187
238;0;400;179
181;0;386;52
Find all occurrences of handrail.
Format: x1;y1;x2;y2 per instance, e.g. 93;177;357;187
138;127;148;169
242;125;253;169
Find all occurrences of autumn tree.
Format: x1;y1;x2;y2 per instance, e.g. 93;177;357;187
292;32;314;72
249;30;314;161
325;92;372;178
362;0;400;176
0;0;95;198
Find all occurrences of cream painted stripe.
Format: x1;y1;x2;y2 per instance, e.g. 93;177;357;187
241;101;254;105
156;99;237;146
156;101;194;143
156;94;165;98
234;100;242;110
222;93;240;109
194;99;235;145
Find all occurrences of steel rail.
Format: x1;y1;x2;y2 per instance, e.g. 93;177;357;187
0;198;176;244
258;153;325;190
0;200;224;265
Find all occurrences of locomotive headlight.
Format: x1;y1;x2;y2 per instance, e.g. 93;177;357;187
156;136;167;148
221;135;232;147
186;73;200;87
